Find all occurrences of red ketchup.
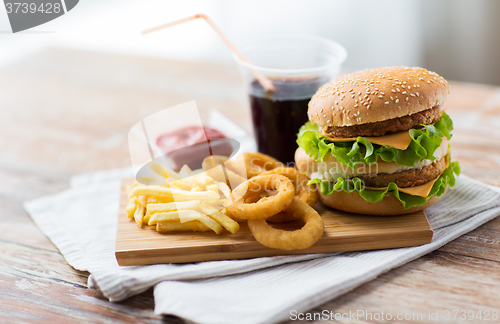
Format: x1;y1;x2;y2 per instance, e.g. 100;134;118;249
156;126;231;170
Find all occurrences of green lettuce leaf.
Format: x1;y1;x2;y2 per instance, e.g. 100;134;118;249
297;112;454;169
309;161;461;209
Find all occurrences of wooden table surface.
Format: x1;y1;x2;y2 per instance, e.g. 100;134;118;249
1;48;499;323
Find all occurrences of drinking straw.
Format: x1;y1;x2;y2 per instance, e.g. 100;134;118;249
142;13;276;93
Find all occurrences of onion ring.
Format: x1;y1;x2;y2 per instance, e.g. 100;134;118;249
225;174;294;220
243;194;295;223
248;198;324;250
261;167;318;207
226;152;284;179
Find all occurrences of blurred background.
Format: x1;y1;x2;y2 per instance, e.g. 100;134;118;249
0;0;499;85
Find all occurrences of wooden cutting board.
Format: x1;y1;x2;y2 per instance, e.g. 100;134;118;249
115;180;433;266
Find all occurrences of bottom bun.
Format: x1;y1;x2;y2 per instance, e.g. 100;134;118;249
318;190;444;216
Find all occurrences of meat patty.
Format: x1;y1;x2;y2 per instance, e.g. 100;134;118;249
322;106;442;138
354;156;447;188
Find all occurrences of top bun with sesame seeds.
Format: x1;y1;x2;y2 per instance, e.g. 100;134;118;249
308;66;450;137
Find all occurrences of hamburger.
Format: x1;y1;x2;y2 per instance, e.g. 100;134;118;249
295;66;461;215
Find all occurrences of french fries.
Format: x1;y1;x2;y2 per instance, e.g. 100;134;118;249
157;220;211;232
129;186;219;201
199;203;240;234
148;210;204;225
197;215;223;234
134;205;145;227
146;196;174;204
147;201;201;216
127;160;240;234
126;197;137;218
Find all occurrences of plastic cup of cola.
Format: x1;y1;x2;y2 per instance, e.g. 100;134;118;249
233;34;347;164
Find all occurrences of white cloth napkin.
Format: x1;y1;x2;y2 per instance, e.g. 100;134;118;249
24;170;500;324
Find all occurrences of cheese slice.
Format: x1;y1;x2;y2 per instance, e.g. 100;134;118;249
324;130;413;150
397;177;439;197
365;132;413;150
363;176;439;198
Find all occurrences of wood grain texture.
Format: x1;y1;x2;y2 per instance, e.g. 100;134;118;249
116;182;432;265
1;47;499;323
314;252;500;323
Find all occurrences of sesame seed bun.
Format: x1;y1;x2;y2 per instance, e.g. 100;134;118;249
317;189;443;216
308;66;450;127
